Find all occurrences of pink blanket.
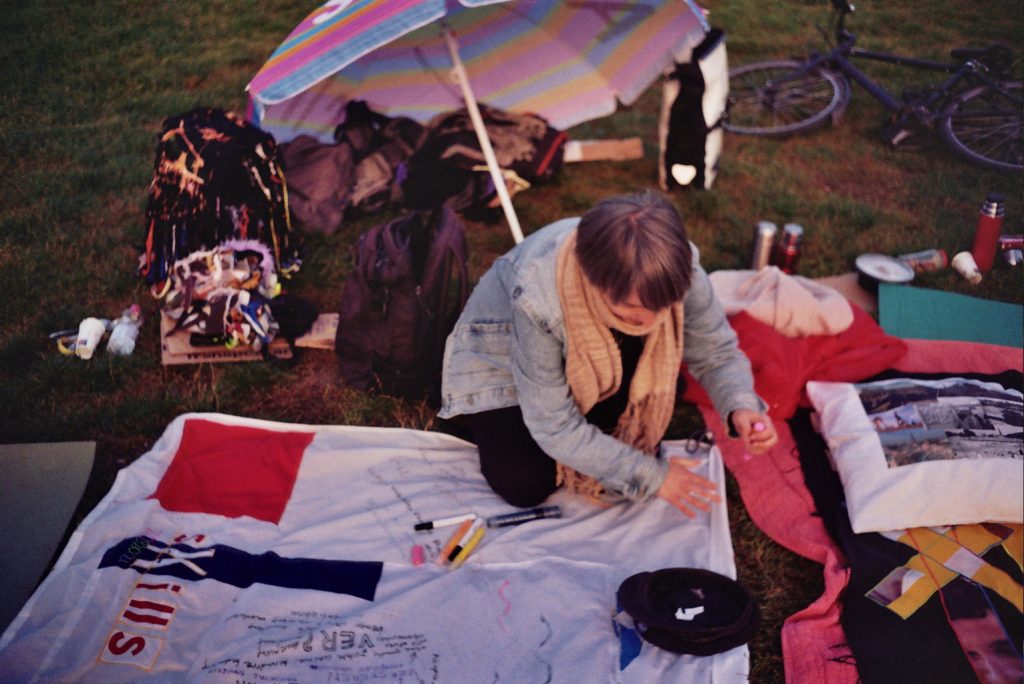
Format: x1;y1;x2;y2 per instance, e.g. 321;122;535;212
686;316;1022;683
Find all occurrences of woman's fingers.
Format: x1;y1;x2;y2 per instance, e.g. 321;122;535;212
731;409;779;455
657;457;722;516
680;491;712;512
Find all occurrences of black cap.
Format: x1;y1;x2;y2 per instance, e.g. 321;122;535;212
617;568;759;656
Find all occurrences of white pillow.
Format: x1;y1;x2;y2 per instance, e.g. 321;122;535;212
806;377;1023;533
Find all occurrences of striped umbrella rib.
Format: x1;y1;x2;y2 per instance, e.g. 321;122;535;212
251;0;709;139
599;13;706;103
262;0;427;69
251;1;442;101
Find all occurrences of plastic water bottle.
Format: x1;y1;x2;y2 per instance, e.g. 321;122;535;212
108;304;144;356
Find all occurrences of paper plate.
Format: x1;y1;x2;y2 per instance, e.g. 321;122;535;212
855;253;915;291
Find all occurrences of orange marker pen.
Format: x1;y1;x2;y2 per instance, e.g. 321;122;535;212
445;519;483;564
435;518;474;566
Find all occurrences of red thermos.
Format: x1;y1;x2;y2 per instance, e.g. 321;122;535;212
971;193;1005;274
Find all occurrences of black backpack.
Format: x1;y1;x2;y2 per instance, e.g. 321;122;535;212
335;207;469;406
401;105;566;219
334;100;425;216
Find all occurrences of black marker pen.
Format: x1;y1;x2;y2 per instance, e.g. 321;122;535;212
486;505;562;528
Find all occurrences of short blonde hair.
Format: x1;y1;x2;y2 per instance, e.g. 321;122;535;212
575;191;692;311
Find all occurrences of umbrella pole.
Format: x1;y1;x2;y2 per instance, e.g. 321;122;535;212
442;27;525;244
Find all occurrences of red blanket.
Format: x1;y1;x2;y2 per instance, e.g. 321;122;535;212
682;305;908;420
683;309;1022;683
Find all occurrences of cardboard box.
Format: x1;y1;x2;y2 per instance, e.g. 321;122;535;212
814;272;877;313
293;313;338;351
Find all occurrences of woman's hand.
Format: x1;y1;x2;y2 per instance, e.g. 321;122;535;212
656;457;722;518
730;409;778;455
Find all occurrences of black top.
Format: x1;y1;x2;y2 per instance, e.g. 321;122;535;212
585;330;644;433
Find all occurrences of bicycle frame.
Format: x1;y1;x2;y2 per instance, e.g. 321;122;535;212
770;8;997;123
725;1;1023;171
833;48;959;113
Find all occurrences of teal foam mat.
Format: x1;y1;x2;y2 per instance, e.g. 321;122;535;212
878;283;1023;347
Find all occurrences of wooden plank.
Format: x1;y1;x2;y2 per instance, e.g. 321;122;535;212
814;272;877;314
563;137;644;163
160;313;292;365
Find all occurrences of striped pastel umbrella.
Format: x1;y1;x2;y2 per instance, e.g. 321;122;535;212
247;0;709;242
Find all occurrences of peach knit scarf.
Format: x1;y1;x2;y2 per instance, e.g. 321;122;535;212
555;231;684;499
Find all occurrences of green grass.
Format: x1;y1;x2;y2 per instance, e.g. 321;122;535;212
1;2;1021;682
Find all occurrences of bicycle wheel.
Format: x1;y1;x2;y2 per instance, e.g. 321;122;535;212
724;60;848;136
940;82;1023;173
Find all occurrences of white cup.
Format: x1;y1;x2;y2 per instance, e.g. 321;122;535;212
75;317;107;359
951;251;982;285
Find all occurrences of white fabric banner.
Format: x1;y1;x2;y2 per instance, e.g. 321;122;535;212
0;413;748;683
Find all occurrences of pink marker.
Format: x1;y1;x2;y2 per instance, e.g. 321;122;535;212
411;544;425;566
743;422;767;461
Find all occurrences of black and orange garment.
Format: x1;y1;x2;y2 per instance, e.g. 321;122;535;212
795;370;1023;683
140;108;301;292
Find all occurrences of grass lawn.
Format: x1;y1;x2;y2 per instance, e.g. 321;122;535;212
1;1;1020;681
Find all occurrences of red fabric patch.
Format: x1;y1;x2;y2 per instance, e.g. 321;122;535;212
151;419;314;524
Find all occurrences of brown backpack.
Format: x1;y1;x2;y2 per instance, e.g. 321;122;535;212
335;207;469;406
278;135;354;234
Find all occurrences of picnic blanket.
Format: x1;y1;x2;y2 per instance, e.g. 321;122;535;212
687;313;1022;682
0;414;747;683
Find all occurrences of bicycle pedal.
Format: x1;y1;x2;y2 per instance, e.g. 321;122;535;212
889;129;914;147
879;123;915;147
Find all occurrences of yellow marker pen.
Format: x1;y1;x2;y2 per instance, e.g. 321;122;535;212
449;525;486;569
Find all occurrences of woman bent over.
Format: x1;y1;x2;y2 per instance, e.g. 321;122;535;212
437;191;777;517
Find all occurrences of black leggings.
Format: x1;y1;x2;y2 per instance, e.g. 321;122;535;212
458;406;560;508
455;333;644;508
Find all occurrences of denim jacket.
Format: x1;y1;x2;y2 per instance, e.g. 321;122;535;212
438;218;765;500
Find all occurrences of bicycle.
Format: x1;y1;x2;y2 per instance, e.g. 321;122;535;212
722;0;1022;174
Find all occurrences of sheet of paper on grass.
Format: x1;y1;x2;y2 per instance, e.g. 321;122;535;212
0;414;746;683
878;283;1023;347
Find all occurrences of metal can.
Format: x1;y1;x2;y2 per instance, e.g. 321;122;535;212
750;221;777;270
997;234;1023;251
897;248;948;273
998;234;1023;266
772;223;803;274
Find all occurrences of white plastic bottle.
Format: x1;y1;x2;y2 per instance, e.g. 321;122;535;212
108;304;144;356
